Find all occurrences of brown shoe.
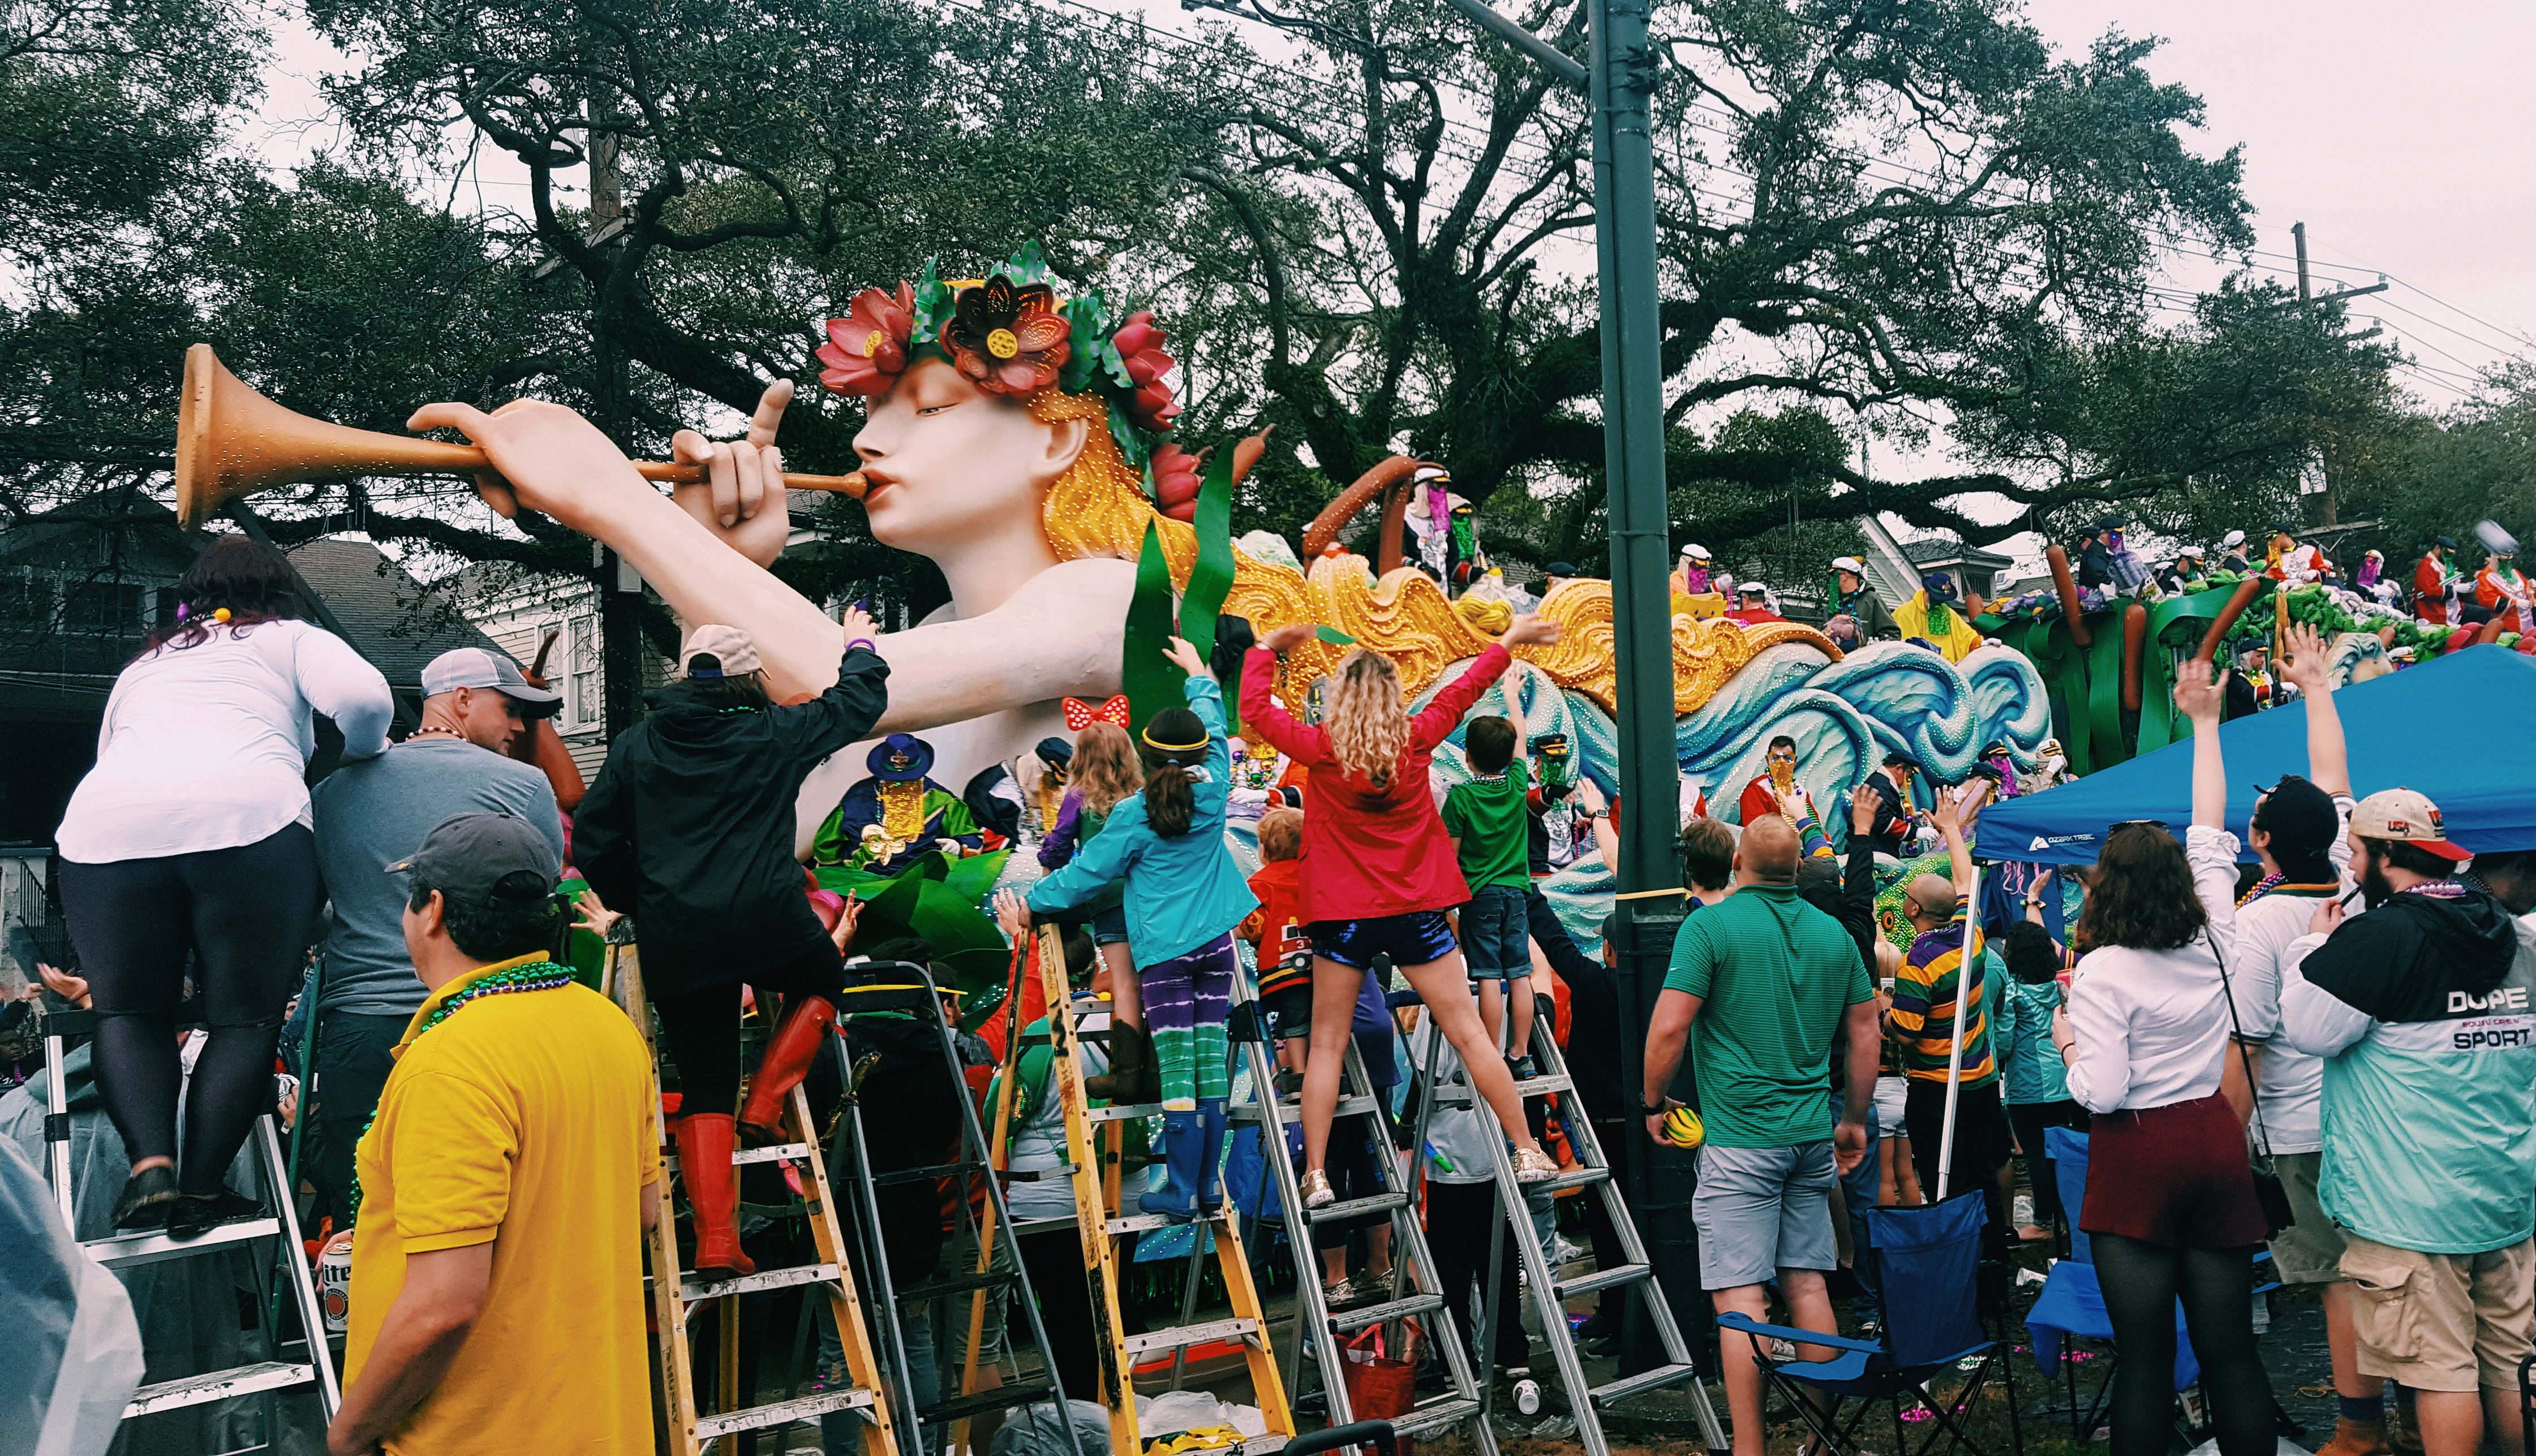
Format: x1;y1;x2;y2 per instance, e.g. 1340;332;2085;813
1084;1019;1148;1101
2319;1416;2391;1456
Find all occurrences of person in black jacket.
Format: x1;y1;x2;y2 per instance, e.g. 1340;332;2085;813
1864;752;1922;858
574;616;888;1279
1803;786;1888;1321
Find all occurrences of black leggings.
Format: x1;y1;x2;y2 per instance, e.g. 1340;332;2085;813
60;824;324;1191
1427;1179;1531;1371
2092;1233;2275;1456
652;939;847;1117
2006;1099;2088;1225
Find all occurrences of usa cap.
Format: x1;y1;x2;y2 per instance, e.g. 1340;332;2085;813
2350;787;2471;861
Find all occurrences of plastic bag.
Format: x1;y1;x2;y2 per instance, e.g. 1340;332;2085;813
0;1135;142;1456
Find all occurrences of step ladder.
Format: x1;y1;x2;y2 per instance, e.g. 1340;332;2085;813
1401;980;1729;1456
819;960;1073;1449
609;942;899;1456
1227;973;1498;1450
38;1006;341;1436
1030;922;1296;1454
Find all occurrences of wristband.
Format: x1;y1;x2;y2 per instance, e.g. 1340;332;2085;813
845;637;876;654
1640;1100;1670;1120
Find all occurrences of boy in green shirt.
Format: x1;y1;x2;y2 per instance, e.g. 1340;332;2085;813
1443;716;1540;1075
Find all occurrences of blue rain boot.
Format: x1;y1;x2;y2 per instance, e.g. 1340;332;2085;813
1196;1099;1229;1217
1138;1112;1202;1221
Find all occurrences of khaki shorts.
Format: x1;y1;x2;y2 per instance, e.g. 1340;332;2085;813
2340;1235;2536;1392
2266;1152;2350;1284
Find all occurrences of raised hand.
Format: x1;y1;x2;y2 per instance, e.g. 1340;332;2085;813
838;604;876;645
1850;782;1879;834
671;381;795;568
1160;635;1207;677
1260;622;1319;654
1502;613;1564;648
2279;622;2335;696
2173;662;2229;723
994;888;1034;942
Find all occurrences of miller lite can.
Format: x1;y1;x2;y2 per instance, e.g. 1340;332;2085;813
319;1230;355;1334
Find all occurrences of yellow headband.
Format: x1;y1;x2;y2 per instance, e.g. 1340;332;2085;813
1142;724;1210;753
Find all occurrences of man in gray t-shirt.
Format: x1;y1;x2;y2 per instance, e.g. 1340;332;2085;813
306;648;564;1222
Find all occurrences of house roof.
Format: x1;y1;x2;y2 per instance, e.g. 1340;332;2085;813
1901;537;2015;569
283;539;508;691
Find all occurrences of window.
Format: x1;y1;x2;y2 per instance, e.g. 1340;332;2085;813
63;581;144;636
568;614;599;729
0;574;50;626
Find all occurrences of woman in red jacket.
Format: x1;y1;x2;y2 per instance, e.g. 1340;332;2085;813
1245;617;1565;1205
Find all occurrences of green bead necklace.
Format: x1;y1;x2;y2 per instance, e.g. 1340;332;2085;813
346;960;575;1225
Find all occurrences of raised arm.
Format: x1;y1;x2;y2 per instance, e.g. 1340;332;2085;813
1929;790;1973;897
2173;661;2229;830
1406;643;1515;749
2277;623;2350;796
1241;636;1321;763
293;624;396;760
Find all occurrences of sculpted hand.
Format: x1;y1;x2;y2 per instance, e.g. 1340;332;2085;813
1502;613;1563;648
405;397;649;536
671;381;794;568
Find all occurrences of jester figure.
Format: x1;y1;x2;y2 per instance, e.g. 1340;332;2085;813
1404;465;1487;589
1735;734;1834;858
814;733;983;873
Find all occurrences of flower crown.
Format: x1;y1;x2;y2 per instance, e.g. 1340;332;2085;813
817;242;1205;519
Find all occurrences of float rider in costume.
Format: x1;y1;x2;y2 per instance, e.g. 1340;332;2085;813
816;734;984;875
2414;537;2461;624
1736;736;1836;858
2475;550;2532;636
1893;572;1985;662
1825;555;1895;646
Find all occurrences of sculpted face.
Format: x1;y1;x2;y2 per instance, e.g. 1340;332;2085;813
852;357;1087;560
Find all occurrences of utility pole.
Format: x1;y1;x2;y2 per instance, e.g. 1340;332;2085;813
2293;220;2311;303
587;97;646;738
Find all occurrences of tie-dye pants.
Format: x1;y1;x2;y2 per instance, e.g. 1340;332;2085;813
1142;933;1235;1111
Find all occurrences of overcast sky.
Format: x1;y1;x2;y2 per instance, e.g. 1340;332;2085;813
248;0;2531;561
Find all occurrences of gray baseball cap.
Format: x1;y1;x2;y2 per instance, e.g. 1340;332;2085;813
420;647;562;717
387;812;562;902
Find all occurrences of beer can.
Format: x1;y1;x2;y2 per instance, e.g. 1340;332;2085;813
319;1229;355;1334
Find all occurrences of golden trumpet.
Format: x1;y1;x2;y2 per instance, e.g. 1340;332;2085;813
173;343;867;529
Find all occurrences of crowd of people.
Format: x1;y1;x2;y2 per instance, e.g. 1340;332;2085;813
15;507;2536;1456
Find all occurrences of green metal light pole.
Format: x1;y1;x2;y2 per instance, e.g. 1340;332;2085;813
1439;0;1690;1367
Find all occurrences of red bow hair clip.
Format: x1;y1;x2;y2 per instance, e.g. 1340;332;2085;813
1063;696;1130;730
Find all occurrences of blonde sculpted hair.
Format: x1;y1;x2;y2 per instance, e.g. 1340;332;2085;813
1071;721;1144;815
1323;649;1410;787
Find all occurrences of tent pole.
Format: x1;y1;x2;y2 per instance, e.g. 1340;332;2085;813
1932;860;1982;1201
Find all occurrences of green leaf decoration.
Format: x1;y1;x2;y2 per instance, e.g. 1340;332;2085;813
1314;625;1357;645
1180;445;1236;666
1001;239;1053;287
1108;399;1153;471
1059;294;1107;394
1121;517;1189;738
912;257;955;344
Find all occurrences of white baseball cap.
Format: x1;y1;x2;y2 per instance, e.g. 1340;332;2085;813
2350;787;2471;861
1680;543;1710;560
1830;557;1864;575
2221;529;2246;549
1738;581;1768;598
420;648;561;715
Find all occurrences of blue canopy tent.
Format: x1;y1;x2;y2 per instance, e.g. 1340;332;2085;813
1981;645;2536;868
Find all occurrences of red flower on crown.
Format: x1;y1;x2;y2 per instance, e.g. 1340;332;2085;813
1111;311;1180;434
944;274;1071;396
816;284;917;398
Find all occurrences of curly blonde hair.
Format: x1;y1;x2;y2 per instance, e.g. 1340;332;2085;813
1323;649;1409;787
1070;721;1144;816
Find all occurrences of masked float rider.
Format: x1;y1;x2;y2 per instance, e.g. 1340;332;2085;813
815;733;984;874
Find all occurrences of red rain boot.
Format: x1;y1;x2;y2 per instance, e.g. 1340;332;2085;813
737;994;840;1147
673;1113;754;1280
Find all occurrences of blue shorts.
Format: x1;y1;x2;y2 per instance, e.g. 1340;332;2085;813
1458;884;1528;979
1304;911;1458;971
1089;905;1130;946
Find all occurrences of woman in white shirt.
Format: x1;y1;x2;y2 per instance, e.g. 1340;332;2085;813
55;536;393;1235
2049;666;2273;1456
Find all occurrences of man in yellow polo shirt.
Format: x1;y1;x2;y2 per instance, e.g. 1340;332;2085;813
325;813;657;1456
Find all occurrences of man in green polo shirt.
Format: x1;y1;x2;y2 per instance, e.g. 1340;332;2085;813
1641;815;1879;1456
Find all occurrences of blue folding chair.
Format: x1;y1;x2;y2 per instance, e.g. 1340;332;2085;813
1721;1191;2021;1456
2022;1126;2274;1440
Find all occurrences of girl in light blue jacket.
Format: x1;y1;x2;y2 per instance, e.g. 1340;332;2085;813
1004;637;1256;1220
